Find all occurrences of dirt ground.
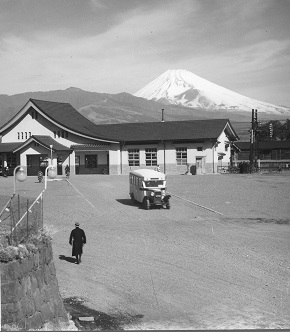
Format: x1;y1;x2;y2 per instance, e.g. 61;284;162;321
1;172;290;330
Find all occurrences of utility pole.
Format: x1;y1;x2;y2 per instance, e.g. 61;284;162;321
249;109;255;173
249;109;259;173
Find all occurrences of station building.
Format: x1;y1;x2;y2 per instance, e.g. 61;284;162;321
0;99;239;176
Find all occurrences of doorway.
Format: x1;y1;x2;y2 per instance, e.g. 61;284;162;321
196;157;205;175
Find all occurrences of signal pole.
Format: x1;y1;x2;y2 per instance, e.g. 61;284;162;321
249;109;258;173
249;109;254;173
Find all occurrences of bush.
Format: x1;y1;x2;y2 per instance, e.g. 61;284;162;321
0;248;14;262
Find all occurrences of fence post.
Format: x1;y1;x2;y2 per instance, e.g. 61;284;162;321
41;193;44;230
27;199;29;239
18;195;20;225
10;199;13;246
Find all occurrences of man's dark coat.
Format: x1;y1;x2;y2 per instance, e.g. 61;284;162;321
69;227;86;256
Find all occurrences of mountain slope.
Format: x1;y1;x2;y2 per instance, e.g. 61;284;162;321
0;87;287;141
0;87;259;127
134;69;290;115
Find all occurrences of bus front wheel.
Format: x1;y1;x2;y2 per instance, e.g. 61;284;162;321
143;198;150;210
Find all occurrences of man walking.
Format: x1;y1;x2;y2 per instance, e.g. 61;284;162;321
69;222;86;264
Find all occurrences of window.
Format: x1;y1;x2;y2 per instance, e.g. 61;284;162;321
25;132;27;139
197;146;203;151
29;132;31;138
54;131;57;138
176;147;187;165
145;148;157;166
17;132;20;140
66;131;69;138
128;149;140;166
21;132;24;139
61;130;65;138
85;155;98;168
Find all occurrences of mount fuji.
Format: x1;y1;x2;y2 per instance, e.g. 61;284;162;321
134;69;290;115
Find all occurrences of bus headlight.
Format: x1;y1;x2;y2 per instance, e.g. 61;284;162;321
151;192;155;196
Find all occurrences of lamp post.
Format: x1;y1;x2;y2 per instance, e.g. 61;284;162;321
49;145;53;165
44;165;57;190
13;165;27;195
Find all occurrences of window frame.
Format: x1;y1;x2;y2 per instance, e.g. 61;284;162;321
176;147;187;165
128;148;140;166
145;147;157;166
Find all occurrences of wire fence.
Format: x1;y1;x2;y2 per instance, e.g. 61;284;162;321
0;191;44;248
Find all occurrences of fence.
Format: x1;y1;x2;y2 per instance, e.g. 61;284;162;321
0;191;44;248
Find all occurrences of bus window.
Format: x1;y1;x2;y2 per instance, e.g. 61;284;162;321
144;180;164;188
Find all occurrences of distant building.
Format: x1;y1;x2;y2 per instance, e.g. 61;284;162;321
0;99;239;176
233;141;290;170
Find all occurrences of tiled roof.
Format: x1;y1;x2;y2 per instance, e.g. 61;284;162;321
0;142;22;153
1;99;238;144
81;119;238;142
236;141;290;150
30;99;118;142
71;143;110;150
12;135;71;153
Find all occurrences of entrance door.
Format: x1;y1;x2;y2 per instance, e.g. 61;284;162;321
57;155;63;175
196;157;204;175
75;156;80;174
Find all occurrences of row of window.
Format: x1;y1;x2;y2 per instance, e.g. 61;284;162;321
237;149;290;160
54;130;69;139
17;132;32;140
84;148;188;168
128;147;188;166
17;131;69;140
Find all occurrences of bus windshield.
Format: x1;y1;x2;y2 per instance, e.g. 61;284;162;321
144;180;164;188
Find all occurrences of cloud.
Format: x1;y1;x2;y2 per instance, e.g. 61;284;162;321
0;0;289;106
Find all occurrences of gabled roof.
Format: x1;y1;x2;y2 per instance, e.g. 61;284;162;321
82;118;239;142
235;141;290;150
12;136;71;153
0;142;22;153
0;99;118;144
0;99;239;144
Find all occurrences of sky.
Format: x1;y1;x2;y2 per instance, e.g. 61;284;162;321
0;0;290;106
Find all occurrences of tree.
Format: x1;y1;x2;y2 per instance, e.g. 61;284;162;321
257;120;286;141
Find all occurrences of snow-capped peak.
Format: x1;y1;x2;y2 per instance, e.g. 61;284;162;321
134;69;290;115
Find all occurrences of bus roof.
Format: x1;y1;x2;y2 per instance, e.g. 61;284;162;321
129;169;166;180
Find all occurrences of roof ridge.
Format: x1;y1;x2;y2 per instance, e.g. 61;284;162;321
30;98;71;105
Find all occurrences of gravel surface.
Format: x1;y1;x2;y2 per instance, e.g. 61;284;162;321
1;173;290;329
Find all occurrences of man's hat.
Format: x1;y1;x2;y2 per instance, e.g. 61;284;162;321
75;222;80;226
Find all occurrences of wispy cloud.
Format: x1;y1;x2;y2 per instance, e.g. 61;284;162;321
0;0;289;105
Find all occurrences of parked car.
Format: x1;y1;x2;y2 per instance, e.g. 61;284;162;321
129;169;171;209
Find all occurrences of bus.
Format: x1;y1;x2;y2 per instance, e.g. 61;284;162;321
129;169;171;210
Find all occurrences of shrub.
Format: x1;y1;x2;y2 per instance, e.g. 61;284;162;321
0;248;14;262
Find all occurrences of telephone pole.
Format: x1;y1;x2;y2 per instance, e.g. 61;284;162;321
249;109;258;173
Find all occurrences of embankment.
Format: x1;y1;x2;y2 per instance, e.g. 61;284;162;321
1;234;71;330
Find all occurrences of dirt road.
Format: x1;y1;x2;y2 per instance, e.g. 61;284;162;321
1;173;290;329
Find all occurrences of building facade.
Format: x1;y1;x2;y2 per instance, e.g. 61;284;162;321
0;99;239;176
233;140;290;171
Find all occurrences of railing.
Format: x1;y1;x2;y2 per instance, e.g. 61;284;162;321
0;191;44;247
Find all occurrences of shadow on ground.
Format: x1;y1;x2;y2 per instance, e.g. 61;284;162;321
115;199;136;206
63;297;144;330
59;255;77;264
